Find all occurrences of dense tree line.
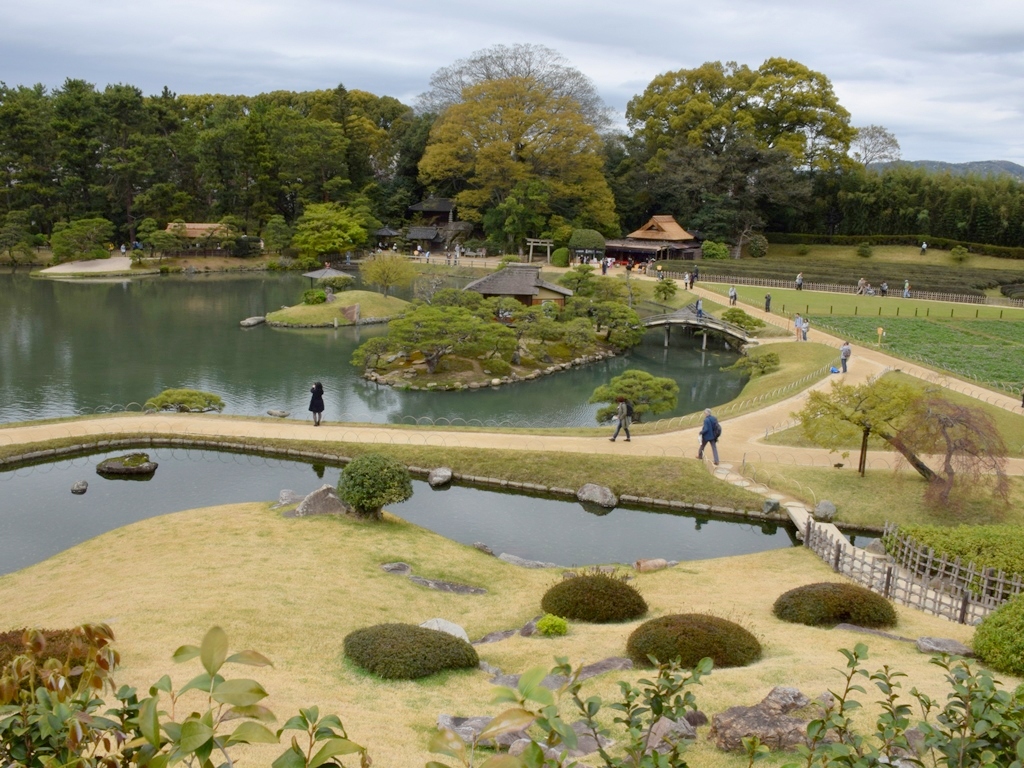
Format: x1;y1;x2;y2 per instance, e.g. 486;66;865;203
3;47;1024;254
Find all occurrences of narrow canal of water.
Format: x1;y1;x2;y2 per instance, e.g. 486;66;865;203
0;449;797;575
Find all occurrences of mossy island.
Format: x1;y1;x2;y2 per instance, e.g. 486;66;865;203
266;289;410;327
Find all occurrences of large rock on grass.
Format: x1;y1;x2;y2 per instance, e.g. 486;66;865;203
420;618;469;642
710;686;812;752
293;484;349;517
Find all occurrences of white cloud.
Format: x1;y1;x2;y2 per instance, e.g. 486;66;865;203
1;0;1022;162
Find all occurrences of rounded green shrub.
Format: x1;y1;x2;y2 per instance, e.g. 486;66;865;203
747;234;768;258
343;623;478;680
973;596;1024;675
772;582;897;628
856;241;873;258
317;275;355;291
536;614;568;637
541;574;647;623
144;388;224;413
551;247;570;267
337;453;413;519
303;288;327;305
627;614;762;669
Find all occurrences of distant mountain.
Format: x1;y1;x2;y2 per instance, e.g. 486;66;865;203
871;159;1024;179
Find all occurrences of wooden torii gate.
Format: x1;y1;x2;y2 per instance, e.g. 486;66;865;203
526;238;554;263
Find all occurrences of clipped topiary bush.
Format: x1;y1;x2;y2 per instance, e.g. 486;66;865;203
627;614;761;669
536;614;568;637
856;241;873;258
144;388;225;412
973;595;1024;675
337;453;413;520
551;247;570;267
343;623;478;680
541;573;647;623
303;288;327;305
772;582;897;628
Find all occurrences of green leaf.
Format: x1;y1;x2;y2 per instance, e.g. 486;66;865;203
138;696;161;747
227;721;279;745
429;728;468;761
226;704;276;723
200;627;229;676
172;645;201;664
272;746;307;768
150;675;173;694
491;688;520;704
516;667;547;697
279;715;307;732
179;719;215;753
212;679;269;707
225;650;273;668
308;738;363;767
425;762;454;768
477;709;536;742
178;672;215;696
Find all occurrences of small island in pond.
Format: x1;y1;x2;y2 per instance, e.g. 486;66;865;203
267;290;410;327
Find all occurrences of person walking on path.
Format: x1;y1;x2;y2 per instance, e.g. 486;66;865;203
728;286;738;305
308;381;325;426
609;396;631;442
802;317;810;341
795;272;803;291
903;279;911;298
794;314;804;341
840;342;852;374
764;293;772;313
692;266;699;284
697;408;721;465
921;241;928;255
695;298;704;319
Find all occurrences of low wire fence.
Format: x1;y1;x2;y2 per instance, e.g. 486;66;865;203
804;521;1003;624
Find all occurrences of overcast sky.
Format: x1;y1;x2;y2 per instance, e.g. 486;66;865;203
2;0;1022;164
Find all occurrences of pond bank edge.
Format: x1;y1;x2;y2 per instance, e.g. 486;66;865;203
0;436;810;529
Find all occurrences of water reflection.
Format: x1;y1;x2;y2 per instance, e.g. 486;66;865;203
0;449;797;574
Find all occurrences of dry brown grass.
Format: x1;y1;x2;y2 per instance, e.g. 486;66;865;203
0;502;986;767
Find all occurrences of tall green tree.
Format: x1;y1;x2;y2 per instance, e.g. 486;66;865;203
589;369;679;423
50;217;115;262
292;203;367;259
419;75;618;236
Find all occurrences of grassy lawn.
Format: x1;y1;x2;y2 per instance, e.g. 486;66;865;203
764;372;1024;455
266;290;409;325
702;283;1024;320
616;342;838;435
762;243;1024;272
0;501;980;767
744;464;1024;530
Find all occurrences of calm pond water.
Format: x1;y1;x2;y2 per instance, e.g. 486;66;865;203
0;449;797;575
0;269;745;426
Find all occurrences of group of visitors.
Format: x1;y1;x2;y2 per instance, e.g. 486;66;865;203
681;266;699;290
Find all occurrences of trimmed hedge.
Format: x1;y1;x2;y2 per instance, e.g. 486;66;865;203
626;614;762;669
773;582;897;628
541;574;647;623
973;596;1024;675
885;524;1024;591
765;232;1024;261
663;257;1024;297
343;623;479;680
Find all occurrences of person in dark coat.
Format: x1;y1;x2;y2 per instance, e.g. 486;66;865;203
697;408;721;465
309;381;325;426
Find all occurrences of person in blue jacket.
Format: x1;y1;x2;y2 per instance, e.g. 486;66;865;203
698;408;721;465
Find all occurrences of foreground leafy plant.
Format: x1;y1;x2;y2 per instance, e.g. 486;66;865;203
428;656;711;768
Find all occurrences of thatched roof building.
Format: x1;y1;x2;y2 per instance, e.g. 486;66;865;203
464;264;572;307
605;215;702;262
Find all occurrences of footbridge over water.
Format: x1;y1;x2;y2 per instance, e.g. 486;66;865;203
642;304;754;349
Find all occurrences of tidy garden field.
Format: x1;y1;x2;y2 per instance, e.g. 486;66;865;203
812;316;1024;388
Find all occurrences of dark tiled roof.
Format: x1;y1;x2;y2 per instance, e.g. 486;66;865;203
408;198;455;212
464;265;573;297
374;227;401;237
